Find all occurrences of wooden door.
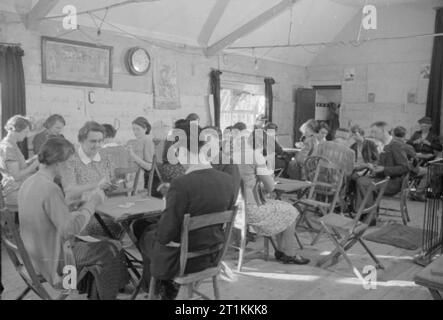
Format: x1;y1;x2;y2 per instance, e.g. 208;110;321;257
294;88;315;143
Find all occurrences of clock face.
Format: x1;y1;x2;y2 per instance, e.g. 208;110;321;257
128;48;150;75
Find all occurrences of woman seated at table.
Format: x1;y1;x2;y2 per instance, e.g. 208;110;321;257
158;119;186;183
136;122;237;299
287;119;321;179
19;137;128;300
0;115;39;207
235;130;310;265
32;114;66;155
60;121;120;237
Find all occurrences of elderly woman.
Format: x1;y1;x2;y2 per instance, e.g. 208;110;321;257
234;131;310;265
0;115;39;207
32;114;65;154
60;121;120;237
19;137;128;300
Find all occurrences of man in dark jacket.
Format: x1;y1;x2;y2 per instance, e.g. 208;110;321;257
355;121;409;224
138;122;236;299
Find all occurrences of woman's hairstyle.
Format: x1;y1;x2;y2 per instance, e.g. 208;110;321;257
38;137;75;166
300;119;320;134
102;123;117;139
43;114;66;129
233;122;247;131
350;124;365;136
175;121;205;152
132;117;151;135
264;122;278;131
393;126;407;139
4;115;31;133
185;113;200;122
174;119;188;129
78;121;106;142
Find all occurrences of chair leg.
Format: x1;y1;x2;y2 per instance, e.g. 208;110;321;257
16;287;31;300
429;289;443;300
212;276;220;300
322;224;363;279
148;277;157;300
358;238;384;269
311;229;323;246
263;237;269;261
186;284;194;299
131;279;143;300
294;231;303;249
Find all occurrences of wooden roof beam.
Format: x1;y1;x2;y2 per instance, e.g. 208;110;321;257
198;0;231;46
25;0;60;29
205;0;297;57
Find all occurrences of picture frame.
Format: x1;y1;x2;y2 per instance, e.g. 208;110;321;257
41;36;113;88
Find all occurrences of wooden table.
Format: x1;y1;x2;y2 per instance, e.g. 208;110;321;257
94;195;164;297
96;195;164;223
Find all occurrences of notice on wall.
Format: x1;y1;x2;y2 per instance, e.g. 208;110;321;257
153;56;180;110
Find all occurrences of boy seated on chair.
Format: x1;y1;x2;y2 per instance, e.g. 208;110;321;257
135;121;237;300
354;121;409;225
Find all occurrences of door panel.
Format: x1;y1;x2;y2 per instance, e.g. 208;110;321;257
294;88;315;143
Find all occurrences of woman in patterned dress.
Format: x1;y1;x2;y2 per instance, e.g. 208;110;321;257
60;121;121;237
234;132;310;265
0;115;39;207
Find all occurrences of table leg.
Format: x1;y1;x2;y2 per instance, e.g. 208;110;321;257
93;213;141;280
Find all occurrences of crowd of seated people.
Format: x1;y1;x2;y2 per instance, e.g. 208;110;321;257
1;110;441;300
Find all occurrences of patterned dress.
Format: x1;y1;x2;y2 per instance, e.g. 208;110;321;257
60;149;121;237
0;139;31;206
236;148;299;237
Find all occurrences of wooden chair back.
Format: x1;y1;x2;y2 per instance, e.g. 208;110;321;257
177;207;238;277
303;156;331;182
0;208;52;300
352;178;390;233
305;159;345;213
146;154;164;196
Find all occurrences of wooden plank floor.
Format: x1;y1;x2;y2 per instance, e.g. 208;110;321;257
0;199;433;300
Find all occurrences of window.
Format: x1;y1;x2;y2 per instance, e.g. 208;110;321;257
220;88;265;131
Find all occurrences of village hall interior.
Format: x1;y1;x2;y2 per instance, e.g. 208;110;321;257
0;0;443;301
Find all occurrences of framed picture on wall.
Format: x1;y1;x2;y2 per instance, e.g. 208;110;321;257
41;36;113;88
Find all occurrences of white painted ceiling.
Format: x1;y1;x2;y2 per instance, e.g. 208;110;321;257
1;0;441;66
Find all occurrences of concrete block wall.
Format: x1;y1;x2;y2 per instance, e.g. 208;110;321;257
307;2;439;137
1;13;307;146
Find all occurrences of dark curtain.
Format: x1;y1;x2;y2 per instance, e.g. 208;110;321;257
426;8;443;136
210;69;222;128
0;46;28;158
264;77;275;122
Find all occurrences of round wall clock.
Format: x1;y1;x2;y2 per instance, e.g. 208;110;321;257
126;47;151;76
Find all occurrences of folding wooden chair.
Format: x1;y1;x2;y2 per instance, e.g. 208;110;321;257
0;208;86;300
146;155;164;197
316;178;390;279
378;173;410;225
148;207;238;300
294;159;345;245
